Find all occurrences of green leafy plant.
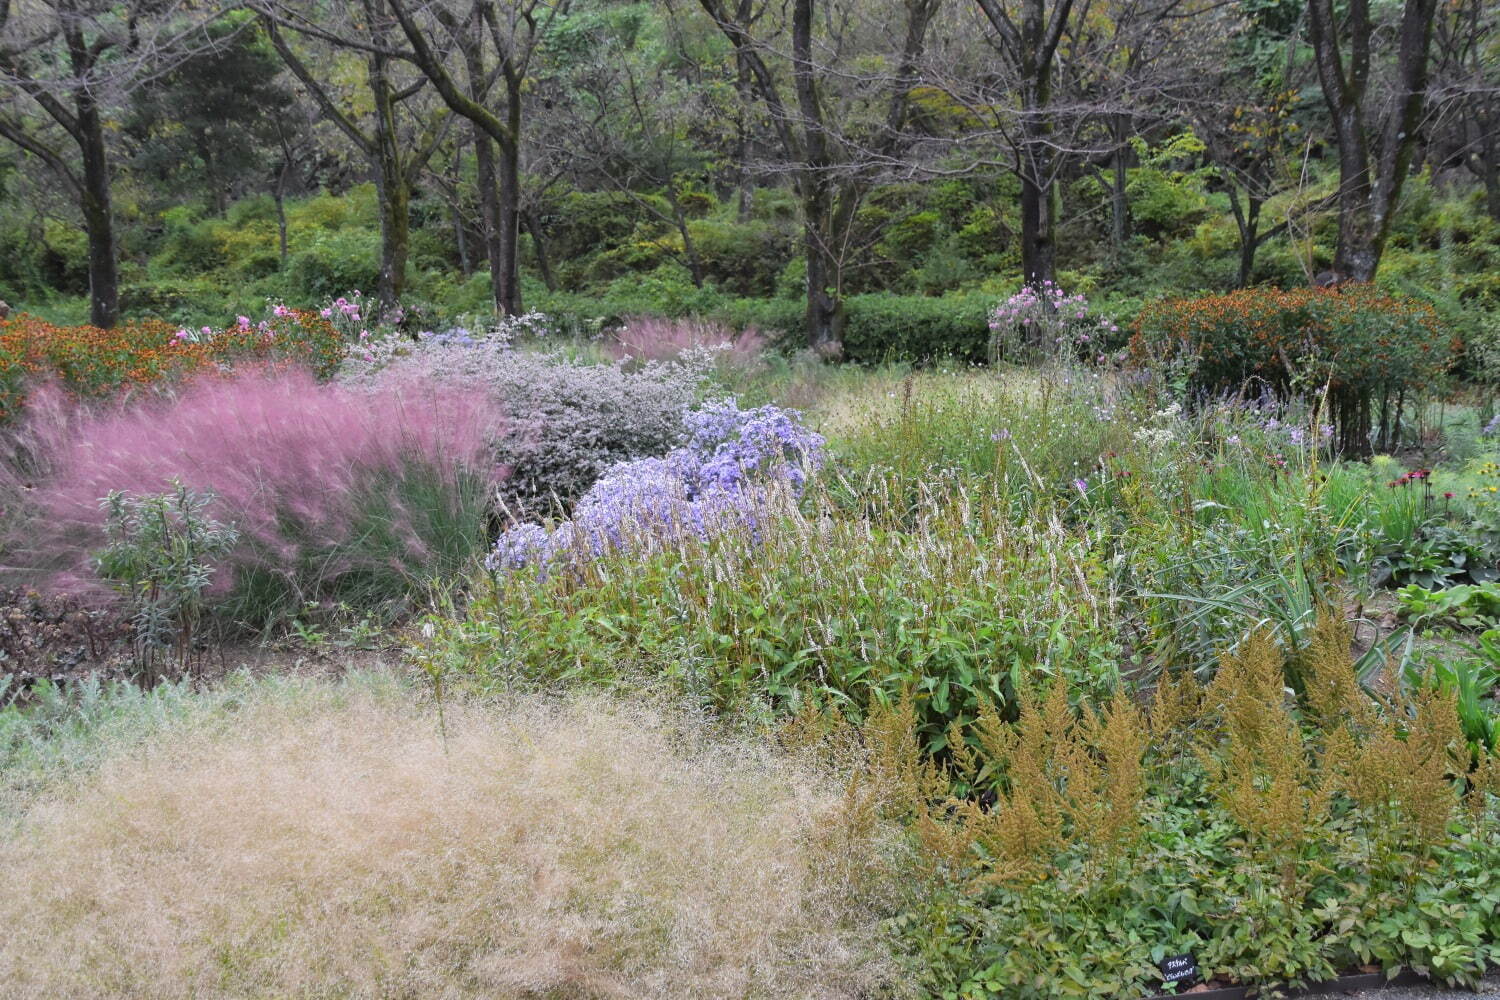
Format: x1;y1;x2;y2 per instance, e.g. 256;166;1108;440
93;481;237;682
1397;581;1500;629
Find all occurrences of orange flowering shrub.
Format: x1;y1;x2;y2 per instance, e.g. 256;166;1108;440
1132;286;1460;453
0;308;342;423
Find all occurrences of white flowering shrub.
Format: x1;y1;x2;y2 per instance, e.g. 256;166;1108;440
339;320;709;508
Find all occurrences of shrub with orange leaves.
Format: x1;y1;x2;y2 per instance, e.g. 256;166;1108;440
0;308;342;424
1132;285;1460;454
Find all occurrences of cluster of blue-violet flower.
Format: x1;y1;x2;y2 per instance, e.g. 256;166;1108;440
487;399;825;574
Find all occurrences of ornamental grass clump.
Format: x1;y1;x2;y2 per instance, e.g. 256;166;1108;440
1;370;507;631
604;315;769;378
0;678;908;999
820;366;1133;500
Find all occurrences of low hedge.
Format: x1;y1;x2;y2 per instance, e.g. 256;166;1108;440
537;287;995;363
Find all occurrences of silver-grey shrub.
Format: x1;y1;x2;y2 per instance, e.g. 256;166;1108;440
340;331;708;509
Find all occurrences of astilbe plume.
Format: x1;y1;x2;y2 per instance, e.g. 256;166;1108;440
488;399;825;574
1203;630;1329;877
2;370;508;617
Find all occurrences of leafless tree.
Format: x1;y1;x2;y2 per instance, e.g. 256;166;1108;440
916;0;1228;289
0;0;233;326
262;5;451;310
1305;0;1441;282
694;0;941;355
377;0;569;315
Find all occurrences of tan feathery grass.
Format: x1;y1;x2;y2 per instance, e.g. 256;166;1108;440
0;683;906;999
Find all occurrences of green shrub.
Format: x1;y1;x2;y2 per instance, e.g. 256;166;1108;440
1132;286;1460;454
94;482;238;680
841;292;994;363
285;229;382;302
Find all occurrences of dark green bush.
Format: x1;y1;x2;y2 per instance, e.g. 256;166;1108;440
840;292;994;363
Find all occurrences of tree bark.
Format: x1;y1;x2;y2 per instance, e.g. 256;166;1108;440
1109;116;1129;260
77;98;119;329
374;169;410;311
1469;103;1500;222
452;144;471;275
496;86;524;315
1227;186;1261;288
1306;0;1440;283
975;0;1072;290
474;128;504;306
669;190;705;288
369;46;408;309
523;211;556;292
792;0;843;357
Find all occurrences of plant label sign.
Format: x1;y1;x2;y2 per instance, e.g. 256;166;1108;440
1159;954;1199;987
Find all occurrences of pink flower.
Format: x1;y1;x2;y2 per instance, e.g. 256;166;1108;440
320;309;332;319
237;315;251;330
200;326;212;337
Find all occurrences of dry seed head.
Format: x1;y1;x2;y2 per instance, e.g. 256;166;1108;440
1299;610;1372;731
1203;631;1328;855
1344;683;1463;852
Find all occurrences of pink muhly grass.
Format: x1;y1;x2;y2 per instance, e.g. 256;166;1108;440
3;369;508;610
606;316;767;365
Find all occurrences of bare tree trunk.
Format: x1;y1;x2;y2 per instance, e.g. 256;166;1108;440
370;48;408;309
474;128;504;307
275;161;291;266
452;144;471;275
78;99;118;329
1109;116;1129;260
733;24;755;222
1470;104;1500;222
669;190;705;288
976;0;1072;289
1227;186;1261;288
373;164;410;310
496;93;524;315
1307;0;1440;283
523;211;556;292
792;0;843;356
